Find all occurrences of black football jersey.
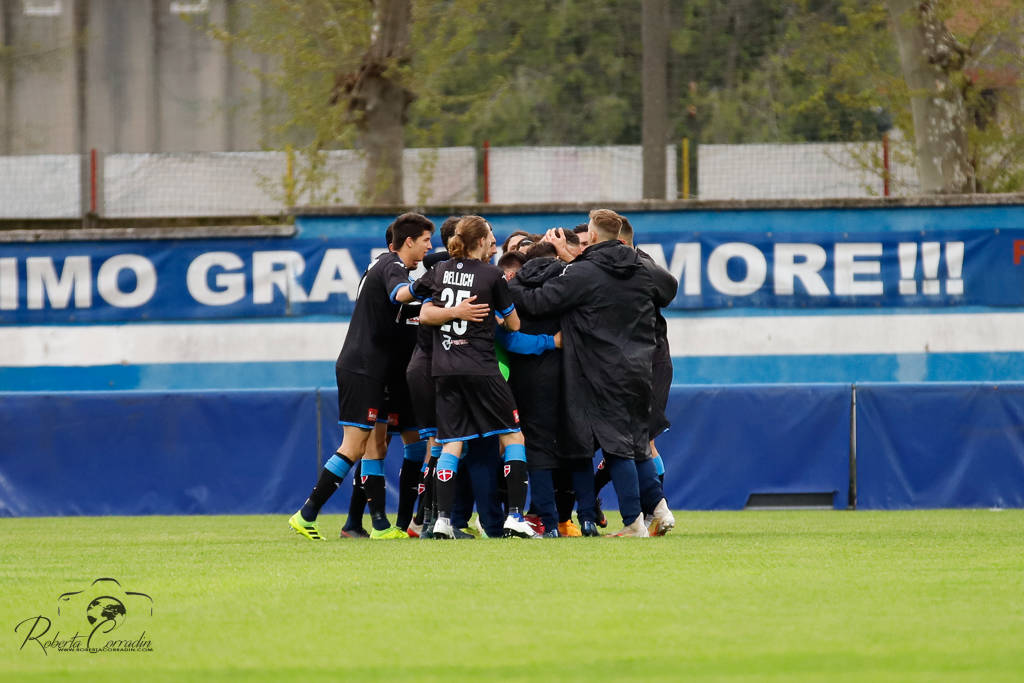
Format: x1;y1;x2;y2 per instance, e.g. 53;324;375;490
336;252;417;380
428;258;515;377
411;262;444;356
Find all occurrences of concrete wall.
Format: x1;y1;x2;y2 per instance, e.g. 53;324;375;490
1;0;266;155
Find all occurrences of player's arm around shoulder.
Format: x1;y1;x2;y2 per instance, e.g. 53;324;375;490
420;297;490;326
508;260;589;317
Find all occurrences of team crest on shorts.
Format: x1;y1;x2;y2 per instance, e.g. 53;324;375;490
417;483;426;495
437;469;454;482
388;413;399;426
503;464;511;478
367;408;378;422
513;410;519;423
360;475;368;485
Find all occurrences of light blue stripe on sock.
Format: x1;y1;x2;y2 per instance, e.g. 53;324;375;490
653;454;665;476
437;451;460;474
361;459;385;477
430;445;442;460
403;440;428;462
325;455;353;479
503;443;527;463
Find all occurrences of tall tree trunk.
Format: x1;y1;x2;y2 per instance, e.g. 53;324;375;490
888;0;973;193
340;0;412;205
642;0;669;199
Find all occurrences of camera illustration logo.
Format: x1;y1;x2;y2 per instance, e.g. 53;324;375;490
15;577;154;654
59;577;152;625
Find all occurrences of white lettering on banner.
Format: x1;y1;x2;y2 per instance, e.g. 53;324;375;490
187;252;245;306
252;251;308;304
26;256;91;309
96;255;157;308
308;249;360;302
0;257;16;310
639;243;701;295
0;240;970;312
774;243;829;296
707;242;767;296
834;243;883;296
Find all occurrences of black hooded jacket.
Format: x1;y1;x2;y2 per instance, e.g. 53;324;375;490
506;256;568;467
509;240;678;459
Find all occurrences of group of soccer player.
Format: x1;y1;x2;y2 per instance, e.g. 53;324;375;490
288;207;678;540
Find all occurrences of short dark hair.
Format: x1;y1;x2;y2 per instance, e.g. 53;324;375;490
563;230;580;247
440;216;460;249
524;242;557;260
498;250;528;271
502;230;530;253
573;224;589;234
389;212;435;249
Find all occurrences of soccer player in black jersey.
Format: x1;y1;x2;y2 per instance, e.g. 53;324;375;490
419;215;538;539
289;212;437;541
406;216;495;538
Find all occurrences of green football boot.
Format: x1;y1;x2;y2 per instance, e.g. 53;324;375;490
369;525;409;540
289;511;327;541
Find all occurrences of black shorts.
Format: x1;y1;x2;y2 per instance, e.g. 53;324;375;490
379;375;418;434
435;374;521;444
648;353;673;438
406;349;436;436
336;367;386;429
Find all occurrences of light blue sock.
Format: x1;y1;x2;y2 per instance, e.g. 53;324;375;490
404;440;428;462
502;443;527;463
437;451;461;474
325;454;353;479
361;459;385;477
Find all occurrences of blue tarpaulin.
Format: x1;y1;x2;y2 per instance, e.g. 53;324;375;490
657;384;851;510
0;389;318;516
856;383;1024;509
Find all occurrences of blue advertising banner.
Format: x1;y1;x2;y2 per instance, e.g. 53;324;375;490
3;228;1024;323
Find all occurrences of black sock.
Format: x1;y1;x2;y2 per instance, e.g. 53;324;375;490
299;468;344;521
363;473;390;531
435;467;456;519
594;459;611;494
415;455;438;525
396;458;422;531
504;460;528;514
659;473;664;485
553;467;574;523
342;461;367;531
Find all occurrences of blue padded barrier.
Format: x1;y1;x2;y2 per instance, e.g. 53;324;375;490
0;390;318;516
656;384;852;509
855;383;1024;509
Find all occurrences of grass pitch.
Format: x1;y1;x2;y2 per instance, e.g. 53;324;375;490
2;510;1023;681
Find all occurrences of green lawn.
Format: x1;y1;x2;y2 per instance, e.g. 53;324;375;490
1;510;1023;681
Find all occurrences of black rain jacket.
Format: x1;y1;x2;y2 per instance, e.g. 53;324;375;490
509;241;678;459
507;256;568;467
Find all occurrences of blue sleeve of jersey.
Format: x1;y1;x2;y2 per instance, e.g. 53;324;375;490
389;282;413;304
495;327;556;355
